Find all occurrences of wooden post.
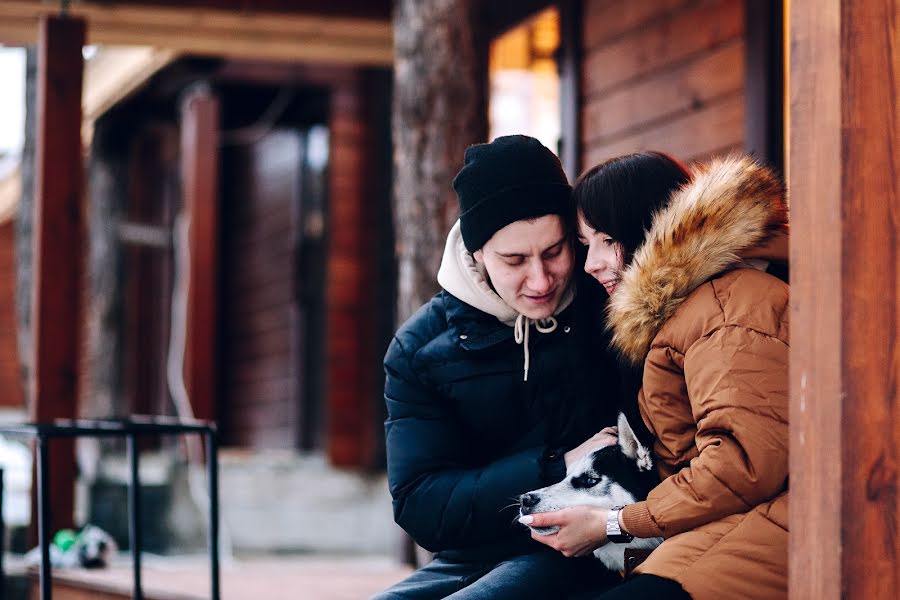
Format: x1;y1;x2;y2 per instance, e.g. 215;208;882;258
789;0;899;598
180;85;220;425
326;74;379;467
30;15;86;533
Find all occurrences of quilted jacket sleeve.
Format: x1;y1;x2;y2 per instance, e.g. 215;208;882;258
383;336;566;552
623;325;789;538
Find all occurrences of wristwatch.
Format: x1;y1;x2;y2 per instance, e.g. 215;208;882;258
606;506;634;543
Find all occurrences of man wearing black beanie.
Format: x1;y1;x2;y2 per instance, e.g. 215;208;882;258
374;136;620;599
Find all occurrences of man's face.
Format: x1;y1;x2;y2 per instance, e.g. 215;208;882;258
474;214;574;319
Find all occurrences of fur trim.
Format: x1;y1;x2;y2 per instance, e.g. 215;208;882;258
608;155;787;364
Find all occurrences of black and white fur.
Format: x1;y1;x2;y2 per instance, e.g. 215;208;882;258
519;413;662;572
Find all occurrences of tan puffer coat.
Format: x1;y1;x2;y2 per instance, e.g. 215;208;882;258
612;156;789;599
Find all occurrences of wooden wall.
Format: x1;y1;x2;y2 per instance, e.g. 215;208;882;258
580;0;745;167
221;128;303;449
0;220;23;408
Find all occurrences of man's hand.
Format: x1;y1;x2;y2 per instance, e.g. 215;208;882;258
564;426;618;467
520;506;609;557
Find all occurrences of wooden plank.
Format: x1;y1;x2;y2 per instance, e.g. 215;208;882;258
225;329;292;363
787;2;843;594
0;1;392;66
583;39;744;143
582;92;744;166
582;0;693;51
180;86;220;424
789;0;899;598
90;0;392;19
581;0;743;97
0;222;24;408
82;46;177;139
30;14;86;535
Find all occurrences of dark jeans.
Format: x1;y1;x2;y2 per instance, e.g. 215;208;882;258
571;574;692;600
371;549;617;600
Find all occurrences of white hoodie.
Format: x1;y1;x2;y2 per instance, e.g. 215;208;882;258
436;220;575;381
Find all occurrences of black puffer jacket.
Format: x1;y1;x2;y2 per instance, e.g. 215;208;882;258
384;273;618;561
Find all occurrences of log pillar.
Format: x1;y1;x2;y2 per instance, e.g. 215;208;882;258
30;14;87;533
789;0;899;597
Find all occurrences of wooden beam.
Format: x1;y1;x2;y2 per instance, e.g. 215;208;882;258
180;85;220;424
31;14;86;534
789;0;899;598
92;0;391;19
82;46;178;141
0;1;392;66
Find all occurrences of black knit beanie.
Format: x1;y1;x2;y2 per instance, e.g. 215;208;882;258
452;135;572;252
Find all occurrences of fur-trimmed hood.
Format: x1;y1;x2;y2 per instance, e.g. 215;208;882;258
608;155;788;364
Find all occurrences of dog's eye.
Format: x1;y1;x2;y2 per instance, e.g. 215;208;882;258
574;475;601;488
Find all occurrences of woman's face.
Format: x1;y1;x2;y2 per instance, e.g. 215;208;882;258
577;213;625;295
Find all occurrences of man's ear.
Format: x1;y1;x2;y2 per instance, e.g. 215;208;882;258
617;412;654;472
473;249;484;264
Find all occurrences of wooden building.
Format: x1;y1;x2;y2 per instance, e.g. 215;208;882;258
0;0;895;595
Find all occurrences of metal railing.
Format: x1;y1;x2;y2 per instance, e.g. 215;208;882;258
0;416;220;600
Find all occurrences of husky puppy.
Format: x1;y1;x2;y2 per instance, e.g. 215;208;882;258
519;413;662;572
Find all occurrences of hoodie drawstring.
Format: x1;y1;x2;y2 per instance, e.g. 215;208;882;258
514;314;558;381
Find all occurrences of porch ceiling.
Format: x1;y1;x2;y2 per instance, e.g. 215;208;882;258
0;0;393;66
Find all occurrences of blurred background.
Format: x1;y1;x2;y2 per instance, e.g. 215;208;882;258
0;1;784;598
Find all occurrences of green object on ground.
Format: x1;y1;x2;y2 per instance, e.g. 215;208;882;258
53;528;77;552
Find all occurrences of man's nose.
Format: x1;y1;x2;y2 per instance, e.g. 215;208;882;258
527;263;552;292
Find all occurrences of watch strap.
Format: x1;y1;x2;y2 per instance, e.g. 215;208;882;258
607;506;634;543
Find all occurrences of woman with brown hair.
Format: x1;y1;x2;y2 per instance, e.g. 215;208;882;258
525;153;790;599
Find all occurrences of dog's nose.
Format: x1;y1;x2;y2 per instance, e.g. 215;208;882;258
519;493;539;508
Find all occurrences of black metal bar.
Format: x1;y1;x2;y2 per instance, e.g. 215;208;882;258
127;434;143;600
37;435;51;600
207;432;220;600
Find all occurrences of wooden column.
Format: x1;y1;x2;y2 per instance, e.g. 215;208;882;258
30;15;86;532
789;0;899;598
326;74;380;467
180;85;220;424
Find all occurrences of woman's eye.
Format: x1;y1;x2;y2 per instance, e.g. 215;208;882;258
603;238;615;246
504;258;524;267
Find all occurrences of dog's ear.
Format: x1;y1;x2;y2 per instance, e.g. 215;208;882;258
617;412;654;472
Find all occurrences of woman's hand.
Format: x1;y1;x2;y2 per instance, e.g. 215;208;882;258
564;426;618;467
521;506;609;557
